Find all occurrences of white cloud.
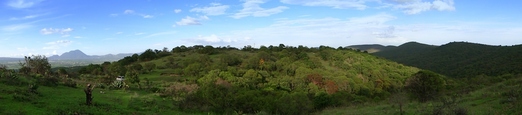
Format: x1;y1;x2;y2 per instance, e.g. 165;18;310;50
195;13;407;46
348;13;397;24
9;14;41;20
17;47;30;52
232;0;289;19
135;33;145;35
432;0;455;11
174;9;182;13
280;0;455;15
190;3;230;16
280;0;368;10
124;10;135;14
40;28;73;35
175;16;209;26
145;31;177;38
123;9;154;18
176;16;200;25
391;0;455;14
206;13;521;47
189;34;243;46
142;15;153;18
115;32;123;34
372;26;396;38
110;14;118;17
7;0;43;9
46;40;72;45
61;34;70;38
43;40;72;50
1;24;31;31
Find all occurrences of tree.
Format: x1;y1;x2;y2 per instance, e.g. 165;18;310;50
108;64;127;76
405;70;446;102
57;68;68;77
0;64;6;71
20;55;51;75
126;70;141;89
139;49;157;61
242;69;262;88
129;63;143;73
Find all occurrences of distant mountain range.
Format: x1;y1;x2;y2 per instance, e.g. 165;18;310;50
0;50;133;61
347;44;396;53
47;50;133;60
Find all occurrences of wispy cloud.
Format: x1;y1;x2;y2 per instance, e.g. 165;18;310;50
232;0;288;19
202;13;404;46
188;34;246;46
1;24;32;31
43;40;72;50
124;10;135;14
391;0;455;14
7;0;44;9
280;0;456;15
135;32;145;35
174;9;182;13
122;9;154;18
145;31;177;38
9;14;45;20
175;16;209;26
280;0;368;10
190;3;230;16
40;28;73;35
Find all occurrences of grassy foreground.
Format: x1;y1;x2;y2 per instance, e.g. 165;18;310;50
0;82;202;115
2;75;520;114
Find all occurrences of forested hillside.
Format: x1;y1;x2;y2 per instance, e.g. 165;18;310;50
75;44;421;114
374;42;522;77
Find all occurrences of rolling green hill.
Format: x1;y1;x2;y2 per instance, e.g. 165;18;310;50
374;42;522;77
1;45;422;114
5;43;522;114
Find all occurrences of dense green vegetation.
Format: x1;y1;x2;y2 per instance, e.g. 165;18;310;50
1;44;422;114
1;42;521;114
78;44;422;114
375;41;522;78
321;73;522;115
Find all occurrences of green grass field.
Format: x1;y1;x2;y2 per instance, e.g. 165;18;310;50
0;79;204;115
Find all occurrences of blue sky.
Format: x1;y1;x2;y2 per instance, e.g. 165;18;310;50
1;0;521;57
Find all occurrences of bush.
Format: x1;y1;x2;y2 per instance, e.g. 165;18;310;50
37;76;59;87
313;92;335;110
405;70;446;102
63;79;77;88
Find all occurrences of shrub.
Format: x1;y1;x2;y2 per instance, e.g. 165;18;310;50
313;92;334;110
405;70;446;102
63;78;77;88
37;76;59;87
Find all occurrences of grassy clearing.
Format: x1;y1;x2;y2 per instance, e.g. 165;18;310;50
0;82;203;115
